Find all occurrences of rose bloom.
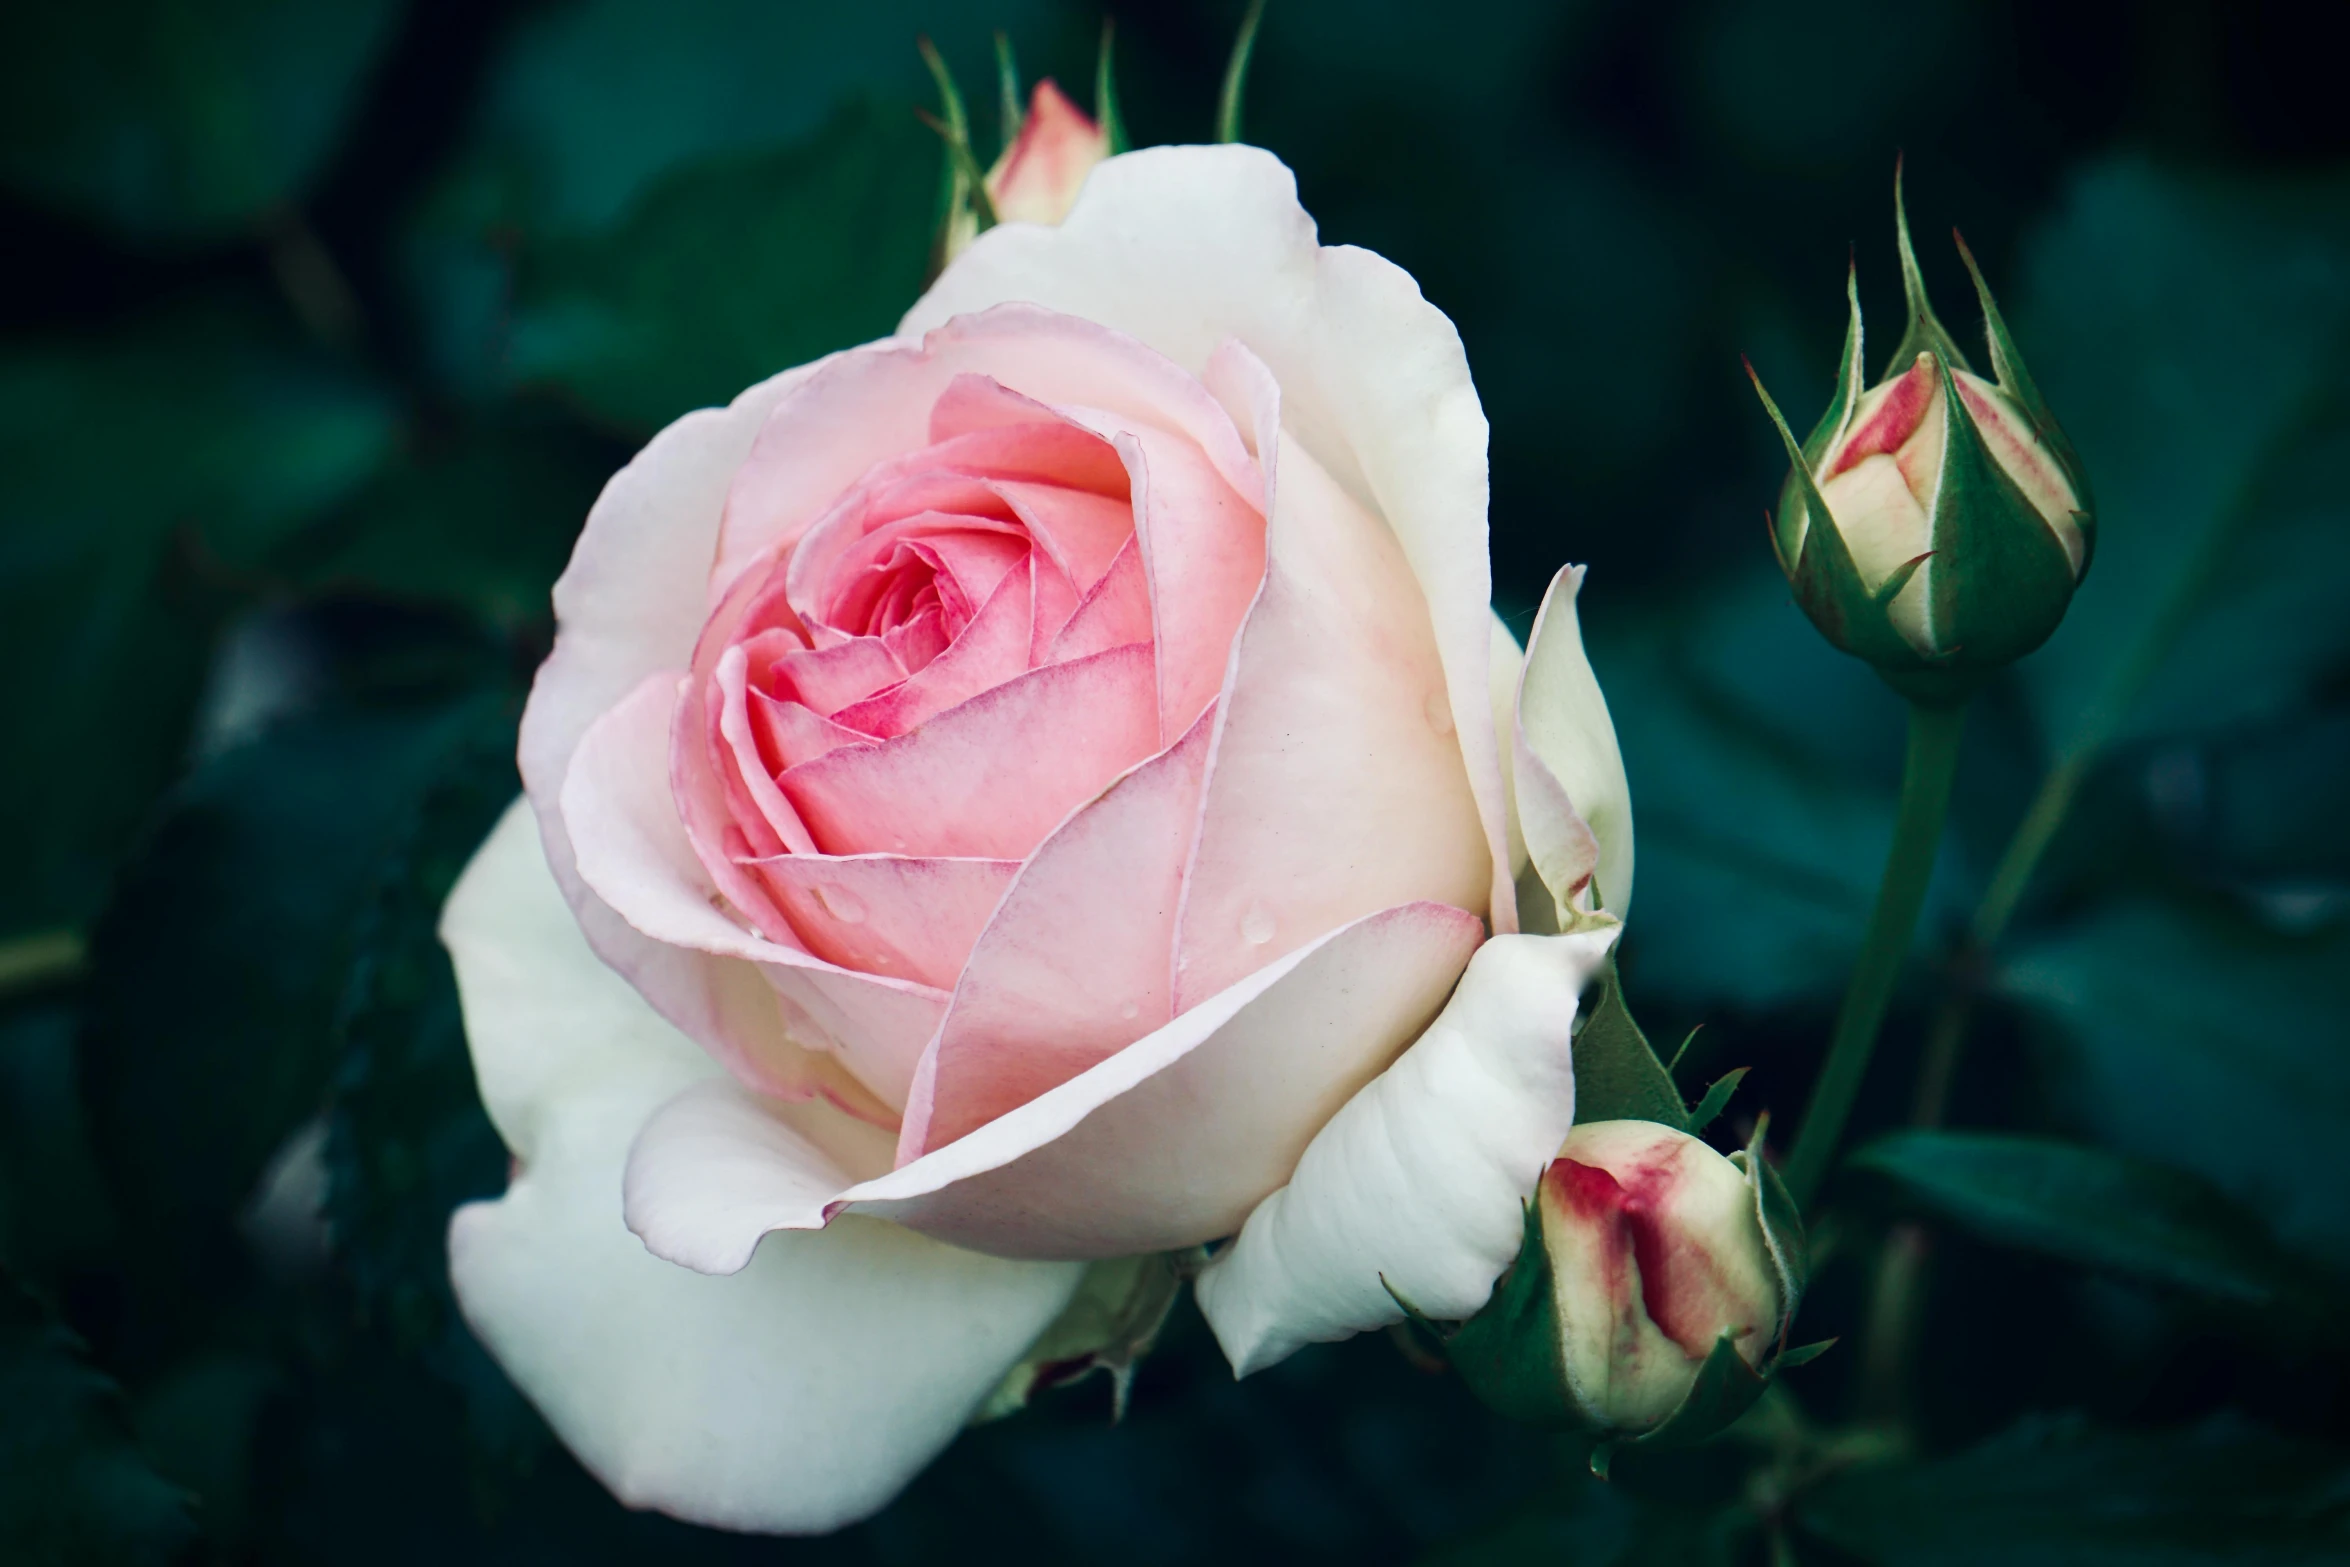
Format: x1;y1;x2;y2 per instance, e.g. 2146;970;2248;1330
443;144;1631;1533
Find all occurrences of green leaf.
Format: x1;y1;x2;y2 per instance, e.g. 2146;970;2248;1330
1420;1470;1749;1567
506;99;940;433
1800;1414;2350;1565
1850;1129;2324;1309
79;691;510;1262
0;1007;115;1287
321;693;545;1463
0;0;403;243
0;1272;196;1565
1999;897;2350;1269
0;307;399;940
1571;956;1691;1130
2014;160;2350;754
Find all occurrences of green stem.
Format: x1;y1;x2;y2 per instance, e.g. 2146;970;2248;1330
1783;701;1967;1208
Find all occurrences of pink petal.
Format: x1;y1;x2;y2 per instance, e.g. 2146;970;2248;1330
1046;535;1151;664
778;642;1158;859
767;635;906;717
566;674;949;1113
716;308;1254;601
907;147;1523;933
828;560;1035;738
898;706;1216;1161
751;854;1020;993
621;900;1484;1269
748;692;871;770
1173;432;1490;1009
1112;423;1266;740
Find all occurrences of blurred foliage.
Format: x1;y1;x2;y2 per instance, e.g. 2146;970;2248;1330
0;0;2344;1562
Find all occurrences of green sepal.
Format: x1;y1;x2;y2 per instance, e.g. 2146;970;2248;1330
1750;361;1924;669
1924;356;2080;669
1614;1333;1772;1459
992;31;1022;157
1687;1067;1749;1134
1774;1338;1838;1371
1215;0;1266;144
1734;1116;1810;1327
1571;954;1690;1130
918;34;993;271
1095;19;1131;155
1953;229;2095;576
1884;158;1971;380
1439;1201;1594;1429
976;1249;1194;1423
1803;260;1869;465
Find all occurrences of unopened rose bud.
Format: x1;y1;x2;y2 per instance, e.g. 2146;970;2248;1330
985;79;1110;227
1750;166;2093;706
1537;1120;1784;1433
1440;1115;1814;1455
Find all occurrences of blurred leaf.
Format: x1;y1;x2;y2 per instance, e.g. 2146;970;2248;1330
1800;1413;2350;1564
1589;569;1972;1010
0;0;404;243
0;307;398;938
279;421;609;627
0;1007;115;1286
474;0;1032;232
131;1350;279;1553
2017;160;2350;753
507;99;939;432
323;693;541;1460
1999;897;2350;1271
1421;1466;1747;1566
79;690;507;1258
1849;1130;2324;1309
0;1272;195;1566
400;0;1031;405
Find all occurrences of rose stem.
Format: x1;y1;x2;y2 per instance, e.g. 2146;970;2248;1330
1782;699;1968;1210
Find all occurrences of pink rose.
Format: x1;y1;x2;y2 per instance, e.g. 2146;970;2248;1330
443;146;1631;1533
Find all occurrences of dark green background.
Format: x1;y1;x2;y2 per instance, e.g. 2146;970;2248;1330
3;1;2345;1562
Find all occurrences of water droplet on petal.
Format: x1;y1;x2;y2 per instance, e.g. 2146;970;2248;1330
1424;689;1456;737
1240;903;1276;947
1119;1001;1141;1022
816;883;867;925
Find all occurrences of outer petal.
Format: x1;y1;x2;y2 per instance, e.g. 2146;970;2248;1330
906;144;1516;932
899;705;1216;1160
1193;925;1619;1376
1173;431;1488;1007
1516;566;1634;916
565;678;948;1114
623;902;1486;1266
518;365;819;1069
441;801;1081;1533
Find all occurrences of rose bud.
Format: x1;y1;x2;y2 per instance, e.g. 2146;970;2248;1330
1438;1117;1819;1459
1537;1120;1784;1434
985;79;1110;228
1748;166;2093;706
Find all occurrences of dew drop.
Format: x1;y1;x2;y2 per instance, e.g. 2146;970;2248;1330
1240;903;1276;947
1424;689;1456;737
1119;1001;1141;1022
816;883;867;924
